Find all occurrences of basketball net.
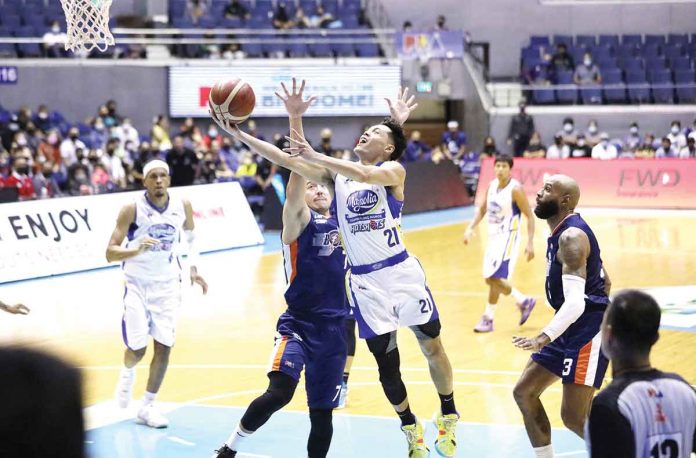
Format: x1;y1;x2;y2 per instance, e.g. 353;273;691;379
60;0;115;52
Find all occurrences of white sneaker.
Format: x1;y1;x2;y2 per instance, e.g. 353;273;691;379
115;369;135;409
136;403;169;428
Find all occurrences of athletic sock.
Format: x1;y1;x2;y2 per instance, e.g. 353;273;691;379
533;444;554;458
342;372;350;385
511;288;526;303
120;367;135;378
438;392;457;416
226;424;253;450
397;405;416;426
142;391;156;406
484;303;496;320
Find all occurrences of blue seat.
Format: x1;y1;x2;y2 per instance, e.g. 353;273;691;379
0;43;17;57
616;44;637;59
287;41;308;57
241;41;263;57
552;34;573;47
602;68;627;103
340;14;359;28
355;42;379;57
531;86;556;104
640;44;662;60
622;34;642;47
667;33;689;47
198;16;217;28
646;57;667;70
555;70;577;104
309;38;333;57
663;45;683;62
675;69;696;103
598;34;619;49
580;85;602;104
671;57;692;71
576;35;596;49
221;17;243;28
626;70;650;103
521;46;541;61
530;35;550;47
645;34;666;47
0;26;11;37
262;39;287;57
332;41;354;56
15;25;36;37
597;57;617;70
620;57;644;72
649;68;672;83
299;1;318;15
591;45;612;60
2;15;21;28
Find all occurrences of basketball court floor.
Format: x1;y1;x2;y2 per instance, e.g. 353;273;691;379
1;206;695;458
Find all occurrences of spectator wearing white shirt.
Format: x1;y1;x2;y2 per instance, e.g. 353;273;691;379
112;118;140;149
624;122;642;153
546;134;570;159
666;120;687;151
655;137;678;158
60;127;86;166
679;136;695;158
42;21;68;58
103;138;126;188
591;132;618;160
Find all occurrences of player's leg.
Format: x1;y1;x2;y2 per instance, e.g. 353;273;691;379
513;359;561;457
117;279;148;409
560;384;595;438
338;317;356;409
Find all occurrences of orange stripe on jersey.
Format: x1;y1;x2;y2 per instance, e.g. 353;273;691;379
289;241;298;284
272;337;288;372
574;339;593;384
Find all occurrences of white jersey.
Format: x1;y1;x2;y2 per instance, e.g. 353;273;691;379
334;173;405;267
122;192;186;281
486;178;521;236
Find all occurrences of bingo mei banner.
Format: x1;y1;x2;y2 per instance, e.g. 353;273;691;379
169;65;402;118
476;158;696;209
0;182;264;283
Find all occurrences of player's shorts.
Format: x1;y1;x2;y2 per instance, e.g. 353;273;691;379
483;229;521;279
267;313;347;410
532;309;609;389
347;254;439;339
121;275;181;350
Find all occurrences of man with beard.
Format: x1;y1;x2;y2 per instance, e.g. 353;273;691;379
511;174;612;458
106;160;208;428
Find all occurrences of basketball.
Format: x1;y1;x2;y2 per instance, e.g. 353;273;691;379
208;78;256;124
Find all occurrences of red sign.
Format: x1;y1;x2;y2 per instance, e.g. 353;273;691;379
199;86;212;108
475;158;696;209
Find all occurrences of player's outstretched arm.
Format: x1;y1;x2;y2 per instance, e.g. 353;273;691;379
281;172;311;245
384;86;418;126
183;199;208;295
106;203;159;262
0;300;30;315
463;190;488;244
211;111;333;186
513;227;589;351
512;185;535;261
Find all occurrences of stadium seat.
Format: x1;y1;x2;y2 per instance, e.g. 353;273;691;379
645;56;667;70
671;56;692;71
620;57;644;72
287;41;308;57
622;34;643;47
580;85;602;104
552;34;573;47
591;45;612;61
626;70;651;103
598;34;619;49
531;86;556;104
649;68;674;102
602;68;627;103
663;45;684;62
555;70;577;104
262;38;288;58
241;41;263;57
2;15;21;29
332;41;354;57
675;69;696;102
597;57;617;70
355;42;380;57
645;34;666;47
309;35;334;57
530;35;550;47
576;35;596;49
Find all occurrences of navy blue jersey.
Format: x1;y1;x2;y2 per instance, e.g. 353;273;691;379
282;210;347;319
545;213;608;312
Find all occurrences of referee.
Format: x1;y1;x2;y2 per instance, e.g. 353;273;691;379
586;289;696;458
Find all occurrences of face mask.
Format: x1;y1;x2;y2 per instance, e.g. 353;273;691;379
52;26;60;33
47;134;58;143
43;171;52;178
601;140;609;147
588;125;598;134
671;126;680;134
95;124;104;131
563;123;573;132
70;134;79;140
208;129;218;137
577;140;586;147
16;137;27;146
38;112;48;120
630;127;638;134
16;166;29;174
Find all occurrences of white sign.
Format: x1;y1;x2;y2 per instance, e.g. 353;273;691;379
641;286;696;330
0;182;263;284
169;64;402;118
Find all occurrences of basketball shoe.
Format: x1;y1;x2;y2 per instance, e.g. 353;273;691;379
401;420;429;457
517;297;537;325
433;412;459;457
136;403;169;428
212;445;236;458
473;315;493;333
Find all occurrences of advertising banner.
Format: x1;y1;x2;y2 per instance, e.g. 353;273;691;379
169;65;402;118
395;31;464;60
0;182;264;284
475;158;696;209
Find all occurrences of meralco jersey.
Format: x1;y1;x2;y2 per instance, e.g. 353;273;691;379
334;173;405;268
545;213;608;312
282;210;347;319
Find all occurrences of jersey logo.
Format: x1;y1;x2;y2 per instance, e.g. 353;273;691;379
148;223;177;251
347;190;379;214
312;229;341;256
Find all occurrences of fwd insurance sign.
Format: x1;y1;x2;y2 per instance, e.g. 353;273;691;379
169;64;401;118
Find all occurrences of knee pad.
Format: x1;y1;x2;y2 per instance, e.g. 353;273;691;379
266;371;297;406
410;319;442;340
366;331;397;355
308;408;333;458
345;318;357;357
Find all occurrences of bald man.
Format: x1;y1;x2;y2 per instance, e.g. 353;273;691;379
511;174;612;458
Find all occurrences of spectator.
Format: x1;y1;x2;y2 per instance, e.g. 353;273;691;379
89;118;109;150
624;122;642;153
441;120;467;161
635;134;656;159
591;132;618;159
197;151;220;184
103;138;126;189
569;133;591;158
560;117;578;147
574;52;602;85
667;120;687;150
688;119;696;142
246;120;264;140
224;0;249;20
95;104;116;129
202;123;223;149
546;134;570;159
507;102;535;157
105;100;122;126
131;142;156;188
522;132;546;158
112;117;139;150
525;53;552;85
179;117;202;145
0;347;85;458
318;128;334;156
481;136;499;158
151;115;172;151
273;2;293;29
33;105;52;133
210;140;235;180
679;136;695;158
432;15;447;31
402;21;413;32
305;5;334;28
585;119;601;147
38;129;62;166
60;127;86;166
655;137;677;158
42;21;68;57
187;0;208;25
550;43;574;82
5;154;35;200
403;130;431;162
166;135;199;186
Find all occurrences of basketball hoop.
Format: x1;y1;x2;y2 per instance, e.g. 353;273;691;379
60;0;115;53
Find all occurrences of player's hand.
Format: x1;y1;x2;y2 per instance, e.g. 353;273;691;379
525;242;535;262
209;108;241;138
137;237;160;253
284;129;320;161
190;268;209;295
462;228;474;245
385;86;418;126
275;78;317;117
2;303;30;315
512;334;549;352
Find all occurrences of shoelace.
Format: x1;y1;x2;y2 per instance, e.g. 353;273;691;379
403;426;418;444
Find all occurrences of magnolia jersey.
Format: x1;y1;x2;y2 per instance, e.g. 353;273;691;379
486;178;521;235
282;210;347;319
334;172;405;268
122;192;186;281
586;369;696;458
545;213;609;312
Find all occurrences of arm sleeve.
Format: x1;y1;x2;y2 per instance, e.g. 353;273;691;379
587;400;634;458
542;274;586;341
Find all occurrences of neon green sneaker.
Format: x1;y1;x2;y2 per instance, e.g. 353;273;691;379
433;413;459;457
401;421;430;457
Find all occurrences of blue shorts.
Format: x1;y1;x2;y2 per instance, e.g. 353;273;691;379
269;313;347;409
532;310;609;389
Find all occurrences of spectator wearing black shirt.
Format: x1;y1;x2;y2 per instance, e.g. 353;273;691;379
570;134;591;158
318;128;334;156
224;0;249;20
522;132;546;158
166;135;199;187
550;43;574;83
273;2;293;29
507;103;535;157
480;136;499;158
